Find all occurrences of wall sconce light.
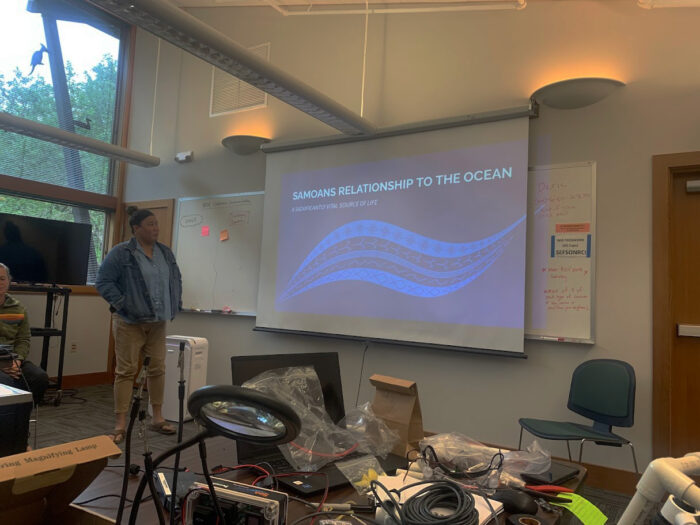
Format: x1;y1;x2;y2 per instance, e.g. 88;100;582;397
531;77;625;110
222;135;271;155
638;0;700;7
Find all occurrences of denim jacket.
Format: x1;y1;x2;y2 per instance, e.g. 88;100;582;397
95;238;182;323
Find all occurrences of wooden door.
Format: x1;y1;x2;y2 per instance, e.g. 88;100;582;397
653;153;700;458
668;173;700;456
119;199;175;247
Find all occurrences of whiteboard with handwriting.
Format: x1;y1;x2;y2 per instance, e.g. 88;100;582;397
174;192;263;315
525;163;595;343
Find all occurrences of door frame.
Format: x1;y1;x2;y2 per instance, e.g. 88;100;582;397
651;151;700;459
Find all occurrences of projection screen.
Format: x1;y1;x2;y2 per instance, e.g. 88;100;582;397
257;117;529;354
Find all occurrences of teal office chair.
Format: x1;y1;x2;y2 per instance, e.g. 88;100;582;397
518;359;638;472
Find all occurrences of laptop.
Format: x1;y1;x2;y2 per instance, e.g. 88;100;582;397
520;460;580;486
231;352;407;495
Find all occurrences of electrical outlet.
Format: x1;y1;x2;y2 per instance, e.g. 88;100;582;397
70;343;78;353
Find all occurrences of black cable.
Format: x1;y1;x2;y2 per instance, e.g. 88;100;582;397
354;342;370;407
287;497;378;514
289;511;383;525
75;494;133;506
289;495;319;509
402;481;477;525
421;445;503;480
41;388;87;404
256;461;278;490
74;494;153;506
370;479;479;525
469;486;499;525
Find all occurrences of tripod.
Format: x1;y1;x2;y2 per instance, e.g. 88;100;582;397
169;340;187;525
116;356;152;525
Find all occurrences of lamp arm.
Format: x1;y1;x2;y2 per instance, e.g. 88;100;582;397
128;429;212;525
618;452;700;525
199;440;226;523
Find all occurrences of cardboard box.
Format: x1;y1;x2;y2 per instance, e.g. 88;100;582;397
0;435;120;525
369;374;424;456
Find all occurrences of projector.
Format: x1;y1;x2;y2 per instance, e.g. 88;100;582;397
174;150;194;163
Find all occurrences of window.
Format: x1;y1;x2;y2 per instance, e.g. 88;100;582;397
0;0;128;284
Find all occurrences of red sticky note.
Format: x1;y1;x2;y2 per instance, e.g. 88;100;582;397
201;225;210;237
220;229;229;242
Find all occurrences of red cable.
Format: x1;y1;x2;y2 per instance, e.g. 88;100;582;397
288;441;359;458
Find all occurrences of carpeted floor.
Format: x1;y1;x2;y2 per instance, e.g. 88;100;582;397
36;384;203;459
34;385;660;524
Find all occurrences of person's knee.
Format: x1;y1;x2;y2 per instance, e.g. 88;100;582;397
146;359;166;377
26;364;48;392
115;366;138;380
32;369;49;392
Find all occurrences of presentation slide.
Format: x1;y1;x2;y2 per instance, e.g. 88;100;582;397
257;118;530;353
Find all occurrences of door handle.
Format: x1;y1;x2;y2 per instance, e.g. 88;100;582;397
686;180;700;193
677;324;700;337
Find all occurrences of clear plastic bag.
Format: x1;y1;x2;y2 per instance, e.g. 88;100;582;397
340;402;399;459
419;433;550;487
242;366;393;472
335;455;385;494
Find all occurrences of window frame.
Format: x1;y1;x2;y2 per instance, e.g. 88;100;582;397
0;0;133;289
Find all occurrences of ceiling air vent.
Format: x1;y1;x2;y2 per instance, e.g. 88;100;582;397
210;43;269;117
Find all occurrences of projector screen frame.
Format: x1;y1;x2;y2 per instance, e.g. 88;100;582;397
253;325;528;359
262;104;538;153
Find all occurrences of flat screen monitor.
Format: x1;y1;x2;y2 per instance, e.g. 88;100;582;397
231;352;345;460
0;213;92;285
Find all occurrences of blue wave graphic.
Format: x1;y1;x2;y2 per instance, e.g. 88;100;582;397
279;216;526;301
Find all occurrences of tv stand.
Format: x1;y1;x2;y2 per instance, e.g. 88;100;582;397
10;284;71;406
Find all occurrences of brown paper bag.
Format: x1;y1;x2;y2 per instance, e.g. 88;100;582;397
369;374;424;457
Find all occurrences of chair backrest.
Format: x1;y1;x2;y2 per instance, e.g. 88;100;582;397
567;359;636;429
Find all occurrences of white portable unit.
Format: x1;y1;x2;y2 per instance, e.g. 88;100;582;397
162;336;208;422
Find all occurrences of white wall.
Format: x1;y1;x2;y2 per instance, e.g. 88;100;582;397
122;1;700;473
15;294;111;377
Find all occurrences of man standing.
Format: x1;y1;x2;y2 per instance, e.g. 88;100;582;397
96;207;182;444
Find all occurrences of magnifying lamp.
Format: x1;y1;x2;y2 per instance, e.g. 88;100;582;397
128;385;301;525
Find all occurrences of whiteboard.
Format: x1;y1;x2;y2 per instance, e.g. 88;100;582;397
174;192;263;315
525;162;596;343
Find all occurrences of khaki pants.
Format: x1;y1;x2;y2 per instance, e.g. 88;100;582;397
112;314;166;414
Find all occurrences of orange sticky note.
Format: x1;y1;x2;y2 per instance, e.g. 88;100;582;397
201;225;210;237
220;229;229;242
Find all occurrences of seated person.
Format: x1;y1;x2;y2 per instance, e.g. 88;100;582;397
0;262;49;454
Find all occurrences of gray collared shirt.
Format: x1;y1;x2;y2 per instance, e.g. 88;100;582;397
133;242;171;322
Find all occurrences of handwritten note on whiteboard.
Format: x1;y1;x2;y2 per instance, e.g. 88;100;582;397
526;163;595;343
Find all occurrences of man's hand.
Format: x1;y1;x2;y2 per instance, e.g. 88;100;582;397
0;359;22;379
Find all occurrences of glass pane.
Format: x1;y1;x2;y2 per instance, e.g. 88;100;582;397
0;0;123;195
0;194;106;284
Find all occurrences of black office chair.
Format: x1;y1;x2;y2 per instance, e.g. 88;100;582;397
518;359;638;472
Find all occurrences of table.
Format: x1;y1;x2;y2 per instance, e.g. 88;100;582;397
74;436;586;524
0;384;32;406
